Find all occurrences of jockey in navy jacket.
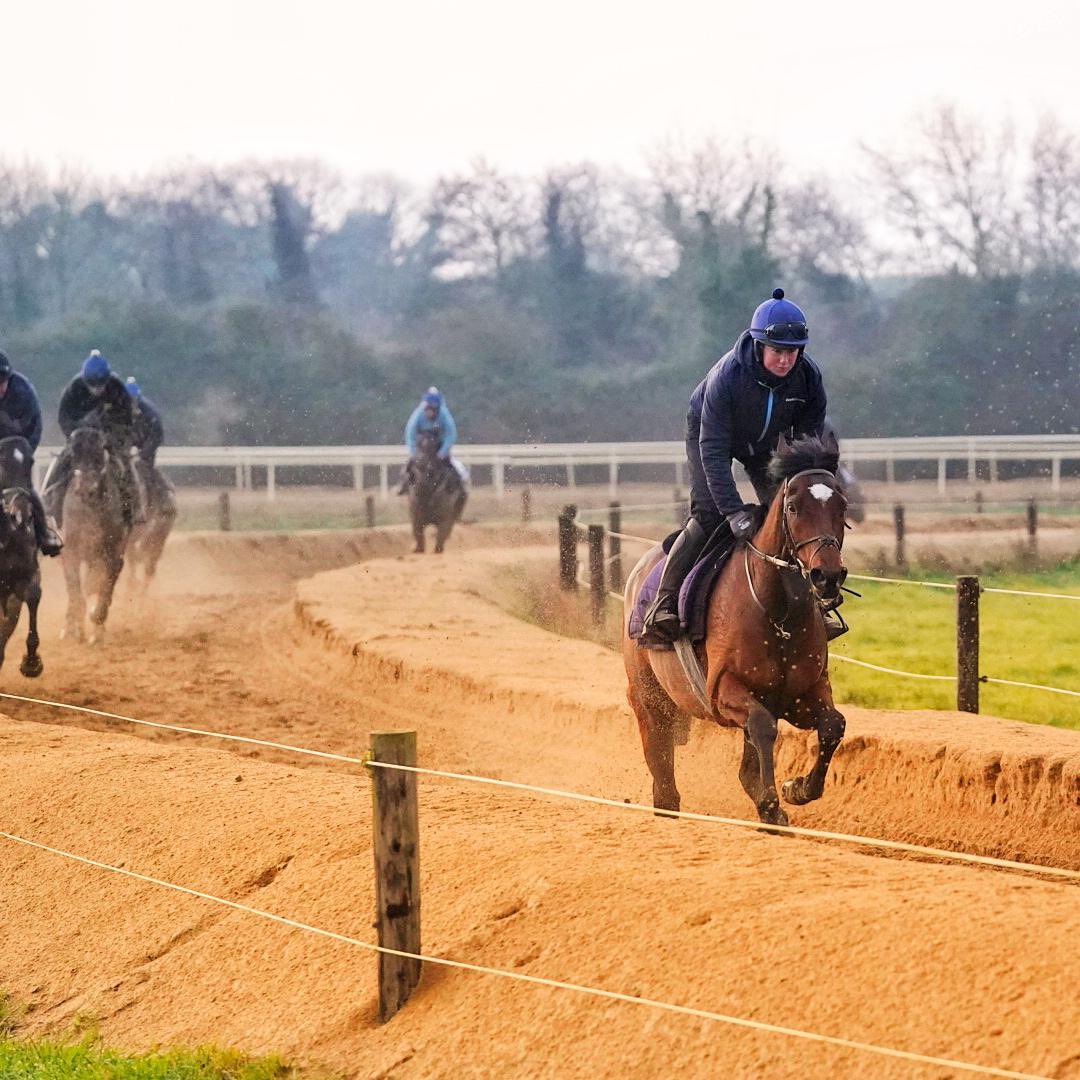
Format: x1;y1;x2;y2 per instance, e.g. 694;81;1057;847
688;329;826;525
0;369;44;452
641;288;832;642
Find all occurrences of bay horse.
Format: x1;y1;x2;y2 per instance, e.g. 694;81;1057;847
407;430;467;554
622;433;848;826
59;426;131;644
127;457;177;588
0;437;44;677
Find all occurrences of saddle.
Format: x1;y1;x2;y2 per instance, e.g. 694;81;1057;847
628;527;738;651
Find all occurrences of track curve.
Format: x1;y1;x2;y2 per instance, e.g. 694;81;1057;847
0;528;1077;1079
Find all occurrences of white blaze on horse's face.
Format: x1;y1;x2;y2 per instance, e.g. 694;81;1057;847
809;483;833;503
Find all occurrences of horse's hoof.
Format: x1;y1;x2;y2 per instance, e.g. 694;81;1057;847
434;545;444;554
412;546;424;554
60;626;84;643
19;656;43;678
757;801;790;829
782;778;812;806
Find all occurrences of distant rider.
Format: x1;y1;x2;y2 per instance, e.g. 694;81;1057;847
44;350;146;528
0;349;63;555
125;376;173;515
398;387;469;492
642;288;844;640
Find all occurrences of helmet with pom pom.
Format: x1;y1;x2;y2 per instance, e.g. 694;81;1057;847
749;288;809;348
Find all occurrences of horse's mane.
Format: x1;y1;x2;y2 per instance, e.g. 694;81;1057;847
767;433;839;484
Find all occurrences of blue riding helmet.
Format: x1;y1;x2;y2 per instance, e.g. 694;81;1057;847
125;376;141;399
749;288;809;348
82;348;111;385
422;386;443;409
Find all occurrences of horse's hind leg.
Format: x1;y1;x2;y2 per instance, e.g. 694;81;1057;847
782;690;846;806
19;576;43;678
627;666;683;816
412;516;425;554
434;517;452;554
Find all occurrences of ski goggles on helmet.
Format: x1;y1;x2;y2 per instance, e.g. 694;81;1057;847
762;322;808;342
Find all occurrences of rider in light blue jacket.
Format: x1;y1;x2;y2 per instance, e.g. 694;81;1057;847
399;387;468;492
405;387;458;458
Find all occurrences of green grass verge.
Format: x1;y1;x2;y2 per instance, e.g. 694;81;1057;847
0;993;312;1080
832;562;1080;729
0;1042;302;1079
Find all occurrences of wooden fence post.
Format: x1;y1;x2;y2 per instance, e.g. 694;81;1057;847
956;576;980;714
365;494;376;529
1026;498;1038;552
588;524;605;625
608;501;622;592
893;503;905;567
558;505;578;590
521;488;532;524
370;730;421;1022
218;491;231;532
974;490;983;514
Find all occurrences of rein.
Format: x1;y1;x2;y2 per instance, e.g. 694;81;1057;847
743;468;846;637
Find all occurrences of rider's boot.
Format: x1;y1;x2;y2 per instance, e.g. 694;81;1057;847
28;491;63;557
640;518;708;643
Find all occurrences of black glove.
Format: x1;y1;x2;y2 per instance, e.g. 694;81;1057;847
726;507;757;541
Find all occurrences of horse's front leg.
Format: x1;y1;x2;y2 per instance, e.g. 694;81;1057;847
89;550;125;645
19;574;43;678
782;681;846;806
718;672;787;827
0;593;20;671
61;552;86;642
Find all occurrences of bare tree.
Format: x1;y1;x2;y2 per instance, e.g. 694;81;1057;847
775;179;878;281
1025;114;1080;270
864;104;1023;277
429;160;532;279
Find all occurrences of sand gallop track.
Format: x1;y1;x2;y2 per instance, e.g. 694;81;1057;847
1;527;1079;1079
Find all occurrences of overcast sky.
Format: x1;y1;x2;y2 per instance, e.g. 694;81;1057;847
8;0;1079;182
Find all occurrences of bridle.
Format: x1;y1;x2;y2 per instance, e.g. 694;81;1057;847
743;468;847;637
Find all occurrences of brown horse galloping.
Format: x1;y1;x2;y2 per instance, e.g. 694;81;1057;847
622;433;849;826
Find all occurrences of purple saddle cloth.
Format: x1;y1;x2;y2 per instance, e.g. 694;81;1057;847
628;529;737;650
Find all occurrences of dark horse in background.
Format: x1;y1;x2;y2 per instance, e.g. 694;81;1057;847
127;456;177;588
623;433;849;826
58;426;132;644
407;429;467;554
0;437;44;676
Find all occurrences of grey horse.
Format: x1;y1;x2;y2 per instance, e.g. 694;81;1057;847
55;426;131;644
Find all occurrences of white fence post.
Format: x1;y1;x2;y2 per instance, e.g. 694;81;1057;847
937;457;947;495
266;463;276;501
379;463;389;501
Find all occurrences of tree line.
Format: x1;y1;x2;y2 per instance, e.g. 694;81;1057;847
1;104;1077;446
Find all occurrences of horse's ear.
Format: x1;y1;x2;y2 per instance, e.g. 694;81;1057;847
776;432;791;455
824;429;839;455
